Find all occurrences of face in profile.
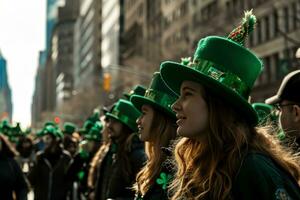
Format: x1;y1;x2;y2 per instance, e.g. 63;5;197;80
107;117;123;140
172;81;209;139
279;100;300;138
136;104;154;142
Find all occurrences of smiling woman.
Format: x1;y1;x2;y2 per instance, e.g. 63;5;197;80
0;0;46;127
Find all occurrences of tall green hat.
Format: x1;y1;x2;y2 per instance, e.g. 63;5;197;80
105;99;141;132
42;125;63;138
160;10;262;125
130;72;177;119
37;121;63;138
62;122;77;135
85;121;103;141
0;119;11;135
123;85;147;100
79;120;94;135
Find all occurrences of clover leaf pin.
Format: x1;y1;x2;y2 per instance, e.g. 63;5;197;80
156;172;172;190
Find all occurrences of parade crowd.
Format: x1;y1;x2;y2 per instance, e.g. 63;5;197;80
0;10;300;200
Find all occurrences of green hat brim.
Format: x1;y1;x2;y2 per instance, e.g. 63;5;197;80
130;95;176;120
105;113;137;132
160;61;258;125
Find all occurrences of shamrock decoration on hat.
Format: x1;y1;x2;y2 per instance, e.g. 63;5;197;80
160;10;262;125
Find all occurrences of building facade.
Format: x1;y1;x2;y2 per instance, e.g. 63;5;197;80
0;50;13;121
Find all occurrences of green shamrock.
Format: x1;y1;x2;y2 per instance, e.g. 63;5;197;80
77;171;85;181
156;172;172;190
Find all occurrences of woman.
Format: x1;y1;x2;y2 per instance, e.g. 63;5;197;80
160;11;300;199
130;72;178;199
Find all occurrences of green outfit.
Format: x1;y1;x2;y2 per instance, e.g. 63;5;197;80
233;152;300;199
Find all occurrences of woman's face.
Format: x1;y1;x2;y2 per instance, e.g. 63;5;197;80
172;81;209;139
136;104;154;141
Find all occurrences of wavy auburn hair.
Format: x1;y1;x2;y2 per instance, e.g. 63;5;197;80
169;90;300;200
133;108;177;196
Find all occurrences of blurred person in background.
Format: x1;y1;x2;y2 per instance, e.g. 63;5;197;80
28;124;72;200
67;121;103;200
266;70;300;153
0;133;29;200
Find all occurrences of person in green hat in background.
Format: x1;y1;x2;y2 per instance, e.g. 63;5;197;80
67;121;103;199
89;99;146;200
160;10;300;199
62;122;80;157
28;123;72;200
0;123;29;200
88;105;115;199
130;72;178;200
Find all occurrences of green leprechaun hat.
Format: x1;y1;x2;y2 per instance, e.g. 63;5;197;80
85;121;103;141
160;10;262;125
123;85;147;100
252;103;277;125
37;121;63;138
130;72;177;119
78;120;94;135
105;99;141;132
62;122;77;135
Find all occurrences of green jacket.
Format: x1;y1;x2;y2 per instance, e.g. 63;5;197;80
233;152;300;200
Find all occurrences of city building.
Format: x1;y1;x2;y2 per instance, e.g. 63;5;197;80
0;49;13;121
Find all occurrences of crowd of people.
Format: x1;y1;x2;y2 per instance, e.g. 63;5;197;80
0;10;299;200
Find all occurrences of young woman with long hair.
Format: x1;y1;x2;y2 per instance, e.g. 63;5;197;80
130;72;178;199
160;11;300;200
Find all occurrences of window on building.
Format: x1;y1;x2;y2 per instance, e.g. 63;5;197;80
283;7;289;32
273;10;278;37
292;2;298;30
257;20;262;43
265;16;270;40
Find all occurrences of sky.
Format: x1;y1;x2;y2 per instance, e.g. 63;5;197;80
0;0;46;127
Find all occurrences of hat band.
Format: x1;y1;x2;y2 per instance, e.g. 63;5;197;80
190;58;250;98
110;109;136;131
145;89;177;112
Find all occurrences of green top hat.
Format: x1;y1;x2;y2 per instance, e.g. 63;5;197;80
85;121;103;141
42;125;63;138
11;122;23;137
37;122;63;138
106;99;141;132
123;85;147;99
62;122;77;135
79;120;94;135
130;72;177;119
160;10;262;125
252;103;277;125
0;119;11;135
